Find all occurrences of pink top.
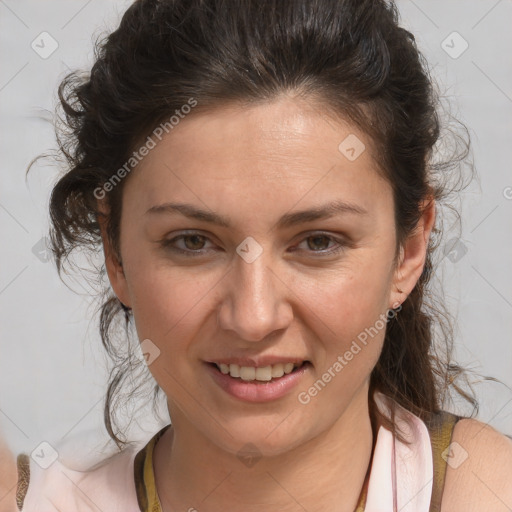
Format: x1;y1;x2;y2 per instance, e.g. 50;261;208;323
19;392;434;512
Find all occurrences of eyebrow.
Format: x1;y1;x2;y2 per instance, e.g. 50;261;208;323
145;200;368;229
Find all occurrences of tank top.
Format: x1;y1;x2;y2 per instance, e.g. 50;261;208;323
16;399;461;511
131;410;460;511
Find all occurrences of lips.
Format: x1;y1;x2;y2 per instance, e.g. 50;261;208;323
205;361;311;402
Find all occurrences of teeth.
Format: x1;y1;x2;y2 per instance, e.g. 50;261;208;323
271;363;284;378
283;362;294;374
216;362;304;381
240;366;256;381
229;363;240;378
255;366;272;381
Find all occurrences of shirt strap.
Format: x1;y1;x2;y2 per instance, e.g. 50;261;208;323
354;471;369;511
424;410;461;512
16;453;30;511
134;425;171;512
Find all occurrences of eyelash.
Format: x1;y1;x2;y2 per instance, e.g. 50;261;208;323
160;231;347;257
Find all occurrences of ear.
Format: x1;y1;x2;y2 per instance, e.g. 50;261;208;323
97;199;132;308
390;197;435;308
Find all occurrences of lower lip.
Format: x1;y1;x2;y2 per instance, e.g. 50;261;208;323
205;362;311;403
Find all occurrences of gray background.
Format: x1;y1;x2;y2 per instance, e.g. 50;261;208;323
1;0;511;457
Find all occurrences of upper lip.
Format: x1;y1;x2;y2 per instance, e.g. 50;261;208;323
206;356;310;367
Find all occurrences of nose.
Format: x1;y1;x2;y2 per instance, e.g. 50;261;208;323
217;249;293;343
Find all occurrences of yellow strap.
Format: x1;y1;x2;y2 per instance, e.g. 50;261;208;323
354;473;369;511
135;426;169;512
425;410;460;512
144;433;162;512
16;453;30;511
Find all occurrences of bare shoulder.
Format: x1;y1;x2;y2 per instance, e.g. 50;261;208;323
441;417;512;511
0;434;17;512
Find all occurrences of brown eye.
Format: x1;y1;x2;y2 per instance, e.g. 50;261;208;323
292;232;346;257
160;232;215;256
306;235;331;252
181;234;207;250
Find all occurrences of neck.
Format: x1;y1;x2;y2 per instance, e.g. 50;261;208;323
153;386;374;512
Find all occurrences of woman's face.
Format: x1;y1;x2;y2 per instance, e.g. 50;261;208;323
105;95;426;456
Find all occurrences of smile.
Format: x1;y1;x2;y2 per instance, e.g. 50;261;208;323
206;361;312;402
214;361;306;381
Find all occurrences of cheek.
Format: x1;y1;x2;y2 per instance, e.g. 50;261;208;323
125;268;216;390
297;259;392;380
122;234;393;373
130;262;389;334
127;264;214;343
306;259;392;329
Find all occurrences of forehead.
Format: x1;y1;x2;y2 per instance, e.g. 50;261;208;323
123;96;392;219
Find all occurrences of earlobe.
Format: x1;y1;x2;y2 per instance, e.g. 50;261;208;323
391;198;436;307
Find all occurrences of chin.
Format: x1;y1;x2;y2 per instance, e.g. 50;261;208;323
206;415;315;460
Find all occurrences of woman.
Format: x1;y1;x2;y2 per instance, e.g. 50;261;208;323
10;0;512;510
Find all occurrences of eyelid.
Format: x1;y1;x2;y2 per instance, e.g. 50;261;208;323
291;232;347;254
160;230;348;257
160;231;215;254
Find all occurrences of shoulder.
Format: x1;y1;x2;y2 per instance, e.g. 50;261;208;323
0;435;17;512
441;417;512;511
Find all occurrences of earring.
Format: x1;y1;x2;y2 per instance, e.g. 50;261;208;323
390;287;404;313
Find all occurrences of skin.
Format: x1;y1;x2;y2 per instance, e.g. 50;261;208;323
102;94;433;512
0;432;17;512
442;420;512;511
0;96;508;511
99;93;510;511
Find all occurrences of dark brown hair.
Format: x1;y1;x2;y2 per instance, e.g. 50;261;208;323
43;0;477;447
